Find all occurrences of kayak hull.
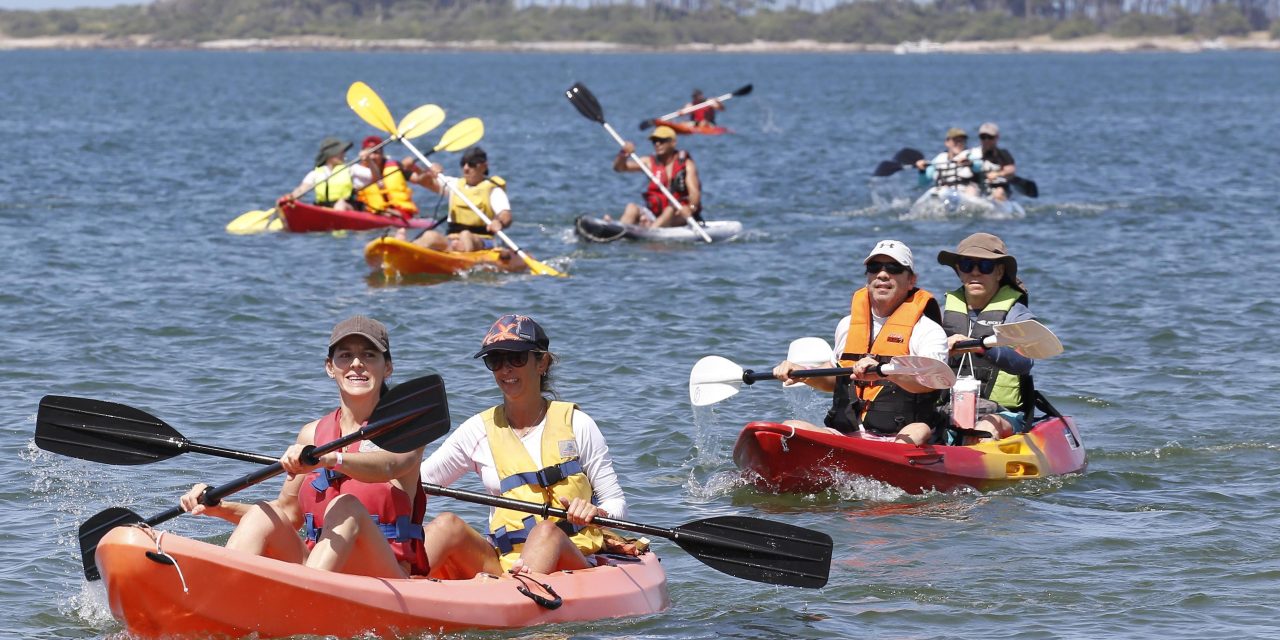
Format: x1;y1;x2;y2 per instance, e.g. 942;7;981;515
96;526;669;639
653;119;729;136
279;200;436;233
907;186;1026;219
732;417;1086;494
364;237;526;276
574;216;742;243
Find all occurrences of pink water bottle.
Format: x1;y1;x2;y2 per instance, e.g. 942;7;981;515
951;375;979;430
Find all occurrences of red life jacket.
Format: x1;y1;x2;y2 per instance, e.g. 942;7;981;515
298;408;429;575
643;150;692;216
690;105;716;124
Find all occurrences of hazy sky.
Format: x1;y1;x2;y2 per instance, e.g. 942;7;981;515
0;0;148;8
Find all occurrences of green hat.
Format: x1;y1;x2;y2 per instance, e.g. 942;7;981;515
945;127;968;140
314;137;352;167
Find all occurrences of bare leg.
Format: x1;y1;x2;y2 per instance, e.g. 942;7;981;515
225;501;308;563
413;230;449;251
421;512;503;579
514;520;591;574
896;421;934;446
455;230;483;252
306;494;406;578
618;203;650;226
781;418;843;435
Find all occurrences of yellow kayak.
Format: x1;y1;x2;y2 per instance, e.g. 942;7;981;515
364;237;527;277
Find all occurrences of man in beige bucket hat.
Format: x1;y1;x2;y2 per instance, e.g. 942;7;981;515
937;232;1039;443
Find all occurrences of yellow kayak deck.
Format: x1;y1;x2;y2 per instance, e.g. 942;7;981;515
364;237;526;277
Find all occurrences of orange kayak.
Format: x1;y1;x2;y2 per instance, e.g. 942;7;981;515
653;119;729;136
96;526;669;638
364;237;526;276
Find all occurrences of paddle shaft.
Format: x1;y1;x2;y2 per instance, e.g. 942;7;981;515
603;122;713;243
653;89;738;123
421;483;816;561
741;363;908;385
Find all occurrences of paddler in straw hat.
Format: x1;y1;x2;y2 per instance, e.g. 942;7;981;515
609;125;702;228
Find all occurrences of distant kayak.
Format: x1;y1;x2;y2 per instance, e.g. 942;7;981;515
907;186;1026;220
574;216;742;243
96;526;669;638
652;119;730;136
279;200;437;233
364;236;526;276
733;415;1086;494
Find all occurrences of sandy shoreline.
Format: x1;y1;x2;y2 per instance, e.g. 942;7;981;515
0;32;1276;54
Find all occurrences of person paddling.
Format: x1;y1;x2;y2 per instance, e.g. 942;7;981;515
421;314;628;575
936;233;1038;443
684;88;724;129
282;137;377;211
914;127;983;197
771;241;949;446
973;122;1018;202
179;316;497;579
610;125;702;228
355;135;419;219
408;146;514;254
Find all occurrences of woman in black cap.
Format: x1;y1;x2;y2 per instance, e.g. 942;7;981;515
409;146;515;253
421;314;628;575
180;315;496;579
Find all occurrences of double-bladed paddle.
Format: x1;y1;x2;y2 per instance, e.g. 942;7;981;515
565;82;714;244
873;146;1039;197
348;82;567;278
689;337;957;407
226;102;447;235
42;379;831;588
953;319;1062;359
68;373;452;581
638;83;753;131
421;483;830;589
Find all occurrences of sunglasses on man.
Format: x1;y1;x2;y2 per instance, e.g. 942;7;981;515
482;351;541;372
865;262;909;275
957;257;999;274
979;133;997;140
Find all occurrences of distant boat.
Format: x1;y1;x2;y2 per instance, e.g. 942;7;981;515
894;39;943;55
1199;38;1227;51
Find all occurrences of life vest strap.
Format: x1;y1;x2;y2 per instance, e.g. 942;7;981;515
310;468;344;492
498;459;584;494
490;515;580;554
304;513;424;543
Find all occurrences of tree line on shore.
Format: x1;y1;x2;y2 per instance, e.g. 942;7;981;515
2;0;1277;44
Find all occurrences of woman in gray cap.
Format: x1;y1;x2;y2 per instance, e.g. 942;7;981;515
937;233;1039;443
179;315;496;580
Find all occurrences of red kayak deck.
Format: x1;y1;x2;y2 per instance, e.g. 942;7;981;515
653;119;730;136
732;417;1087;494
279;199;436;233
97;526;669;638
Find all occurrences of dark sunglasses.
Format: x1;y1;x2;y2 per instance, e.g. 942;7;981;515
865;262;908;275
482;351;539;372
979;133;996;140
956;257;999;274
650;137;672;144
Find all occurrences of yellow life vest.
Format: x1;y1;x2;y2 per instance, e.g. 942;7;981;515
358;162;418;215
448;176;505;235
314;164;353;206
483;400;602;571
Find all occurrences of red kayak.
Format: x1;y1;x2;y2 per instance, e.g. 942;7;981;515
279;199;437;233
732;416;1086;494
653;119;729;136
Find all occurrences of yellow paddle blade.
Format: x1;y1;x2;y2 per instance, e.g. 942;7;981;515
346;81;396;134
225;208;280;235
434;117;484;153
397;104;445;140
523;254;567;278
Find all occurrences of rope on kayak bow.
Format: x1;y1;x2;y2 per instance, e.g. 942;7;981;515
780;424;797;453
141;528;189;594
511;572;562;610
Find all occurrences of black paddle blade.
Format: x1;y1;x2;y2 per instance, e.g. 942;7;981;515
733;83;753;97
1010;176;1039;198
365;373;451;454
671;516;832;589
79;507;144;580
892;147;925;165
872;160;905;177
566;82;605;124
36;396;185;465
638;119;655;131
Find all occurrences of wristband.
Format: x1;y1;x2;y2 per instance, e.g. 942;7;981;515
335;452;344;469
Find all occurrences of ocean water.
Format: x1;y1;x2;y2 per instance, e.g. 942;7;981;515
3;49;1279;639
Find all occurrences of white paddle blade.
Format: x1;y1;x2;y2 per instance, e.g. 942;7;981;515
992;320;1063;359
786;337;834;368
689;356;746;407
883;356;956;389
